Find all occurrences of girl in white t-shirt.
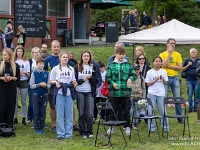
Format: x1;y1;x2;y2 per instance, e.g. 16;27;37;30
145;56;169;132
13;45;30;125
50;50;77;139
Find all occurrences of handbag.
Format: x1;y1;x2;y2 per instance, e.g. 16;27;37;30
0;123;15;137
181;71;187;78
100;82;109;97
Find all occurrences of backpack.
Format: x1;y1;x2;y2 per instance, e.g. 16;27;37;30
196;60;200;78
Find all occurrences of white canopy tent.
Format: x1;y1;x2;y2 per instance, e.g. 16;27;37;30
119;19;200;44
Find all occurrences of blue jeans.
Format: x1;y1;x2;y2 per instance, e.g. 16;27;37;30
56;93;74;138
186;80;198;111
76;91;94;136
27;85;33;122
147;93;169;131
32;93;48;130
165;76;182;122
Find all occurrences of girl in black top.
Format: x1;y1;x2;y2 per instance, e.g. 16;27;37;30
0;48;20;127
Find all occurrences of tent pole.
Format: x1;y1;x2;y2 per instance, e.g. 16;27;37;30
132;44;135;65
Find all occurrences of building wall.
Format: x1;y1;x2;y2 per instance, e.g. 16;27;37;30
0;0;90;50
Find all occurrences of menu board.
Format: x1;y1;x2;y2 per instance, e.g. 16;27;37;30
57;19;67;36
14;0;46;37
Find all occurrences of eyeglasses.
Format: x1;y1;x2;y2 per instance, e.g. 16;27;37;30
138;58;145;60
169;43;175;45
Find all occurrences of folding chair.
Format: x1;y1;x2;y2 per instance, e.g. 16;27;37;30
130;98;161;143
162;97;190;138
94;102;127;149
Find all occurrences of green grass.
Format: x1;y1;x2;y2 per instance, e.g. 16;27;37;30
1;44;200;150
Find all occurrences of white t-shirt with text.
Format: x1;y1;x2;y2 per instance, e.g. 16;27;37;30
50;65;75;95
16;59;30;81
76;64;93;93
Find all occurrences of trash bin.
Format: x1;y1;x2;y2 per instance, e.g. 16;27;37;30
63;29;73;47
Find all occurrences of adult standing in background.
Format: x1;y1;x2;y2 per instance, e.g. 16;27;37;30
0;48;20;127
107;41;129;67
159;38;183;124
133;8;140;27
130;10;136;27
41;43;49;59
4;20;13;48
44;40;61;133
17;25;26;47
182;48;200;113
69;51;78;66
140;11;152;31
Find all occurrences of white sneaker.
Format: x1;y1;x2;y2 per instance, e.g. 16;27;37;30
125;127;130;135
133;124;137;130
88;134;93;138
106;127;114;135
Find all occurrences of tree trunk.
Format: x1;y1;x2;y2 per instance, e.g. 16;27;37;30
151;0;158;26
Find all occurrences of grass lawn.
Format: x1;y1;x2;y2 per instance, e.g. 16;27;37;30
1;44;200;150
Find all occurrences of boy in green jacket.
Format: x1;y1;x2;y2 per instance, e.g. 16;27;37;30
106;47;136;135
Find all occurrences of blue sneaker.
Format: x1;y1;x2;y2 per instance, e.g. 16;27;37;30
35;129;40;134
40;130;46;135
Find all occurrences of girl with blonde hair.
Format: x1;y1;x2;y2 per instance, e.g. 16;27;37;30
17;25;26;47
0;48;20;128
13;45;30;125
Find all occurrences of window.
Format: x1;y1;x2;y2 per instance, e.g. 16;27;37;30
0;0;11;14
47;0;69;18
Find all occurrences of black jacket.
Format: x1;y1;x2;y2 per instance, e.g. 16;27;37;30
74;64;98;98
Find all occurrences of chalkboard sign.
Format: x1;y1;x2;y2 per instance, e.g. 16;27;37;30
105;22;118;44
57;19;67;36
14;0;46;37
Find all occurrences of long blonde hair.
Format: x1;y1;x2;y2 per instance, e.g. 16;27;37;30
0;48;16;76
13;45;27;61
17;25;25;34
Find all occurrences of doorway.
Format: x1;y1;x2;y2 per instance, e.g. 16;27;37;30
73;2;88;43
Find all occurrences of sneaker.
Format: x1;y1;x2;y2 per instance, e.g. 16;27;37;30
44;125;48;128
22;118;26;126
193;110;197;112
125;127;130;135
88;134;93;138
197;120;200;124
27;120;32;124
35;129;40;134
106;127;114;135
133;124;137;130
13;118;18;125
58;137;64;140
82;135;87;139
31;126;35;129
51;126;56;133
188;110;192;113
40;130;46;135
